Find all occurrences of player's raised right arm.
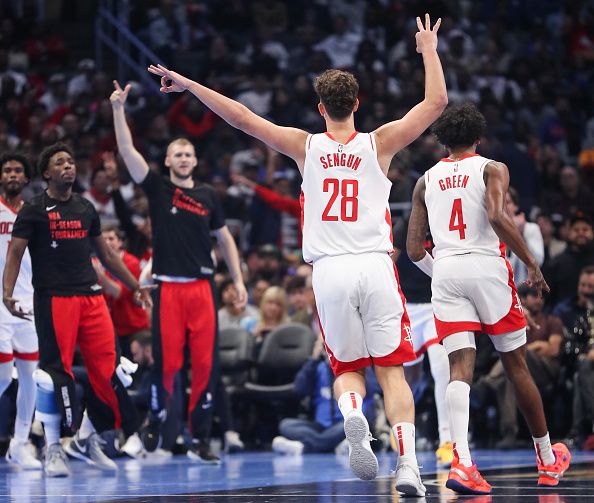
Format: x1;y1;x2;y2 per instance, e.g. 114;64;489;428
110;80;150;184
374;14;447;172
148;65;309;173
485;161;549;294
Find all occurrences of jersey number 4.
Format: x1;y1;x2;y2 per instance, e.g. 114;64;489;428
449;198;467;239
322;179;358;222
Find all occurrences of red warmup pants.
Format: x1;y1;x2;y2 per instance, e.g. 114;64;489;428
151;279;217;433
35;293;135;434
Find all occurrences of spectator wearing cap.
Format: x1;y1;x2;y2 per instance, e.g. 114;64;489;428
473;284;565;449
256;244;284;284
544;213;594;306
67;58;96;100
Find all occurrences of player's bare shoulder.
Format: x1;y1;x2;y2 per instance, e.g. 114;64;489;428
483;160;509;185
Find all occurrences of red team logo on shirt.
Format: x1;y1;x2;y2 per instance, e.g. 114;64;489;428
171;188;209;216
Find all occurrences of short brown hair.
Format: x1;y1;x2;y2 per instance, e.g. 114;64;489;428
313;70;358;121
166;138;195;156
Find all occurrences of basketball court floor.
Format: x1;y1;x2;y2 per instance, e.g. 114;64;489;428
1;448;593;501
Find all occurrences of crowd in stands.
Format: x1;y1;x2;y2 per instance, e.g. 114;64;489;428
0;0;593;458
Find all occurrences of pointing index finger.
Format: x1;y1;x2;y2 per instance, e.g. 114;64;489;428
433;17;442;32
113;80;122;91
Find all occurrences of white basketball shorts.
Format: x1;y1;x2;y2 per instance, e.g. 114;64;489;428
431;253;526;340
0;316;39;363
403;302;440;367
312;252;415;375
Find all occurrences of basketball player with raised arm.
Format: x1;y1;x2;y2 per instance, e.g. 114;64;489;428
148;14;447;496
406;102;571;495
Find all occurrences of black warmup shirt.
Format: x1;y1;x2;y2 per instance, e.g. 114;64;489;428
11;192;102;296
394;221;432;304
141;171;225;278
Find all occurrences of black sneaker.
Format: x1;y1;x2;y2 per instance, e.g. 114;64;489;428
187;439;221;465
140;412;163;452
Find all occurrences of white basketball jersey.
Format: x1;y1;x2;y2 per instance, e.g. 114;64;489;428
0;197;34;321
301;132;393;263
424;154;501;261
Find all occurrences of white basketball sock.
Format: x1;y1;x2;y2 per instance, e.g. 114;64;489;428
14;359;37;443
446;380;472;467
337;391;363;418
533;433;555;466
392;422;418;467
78;411;96;440
427;344;451;444
0;362;12;396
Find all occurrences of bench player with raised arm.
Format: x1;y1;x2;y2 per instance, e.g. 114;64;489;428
406;102;571;495
148;13;447;497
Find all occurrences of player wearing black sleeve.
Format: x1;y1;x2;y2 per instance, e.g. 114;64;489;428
111;82;247;463
2;143;152;477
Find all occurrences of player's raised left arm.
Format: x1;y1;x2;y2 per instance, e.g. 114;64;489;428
406;176;433;277
212;225;247;308
2;236;30;319
374;14;447;173
148;65;309;173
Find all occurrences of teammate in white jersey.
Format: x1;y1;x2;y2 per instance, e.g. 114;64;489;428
407;103;571;495
0;153;41;470
144;14;447;496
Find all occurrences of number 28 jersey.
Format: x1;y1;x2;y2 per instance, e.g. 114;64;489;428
424;153;501;261
301;132;393;263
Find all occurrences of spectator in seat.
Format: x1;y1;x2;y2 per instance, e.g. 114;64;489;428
554;266;594;449
92;225;150;360
218;278;259;330
248;276;271;308
287;275;318;336
83;166;118;227
241;285;288;358
545;213;594;306
272;336;374;455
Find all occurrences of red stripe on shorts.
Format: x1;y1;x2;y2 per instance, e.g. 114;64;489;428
13;350;39;361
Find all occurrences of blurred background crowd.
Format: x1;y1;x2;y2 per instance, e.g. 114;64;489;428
0;0;593;457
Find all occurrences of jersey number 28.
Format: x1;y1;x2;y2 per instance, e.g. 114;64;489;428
322;179;359;222
449;198;467;239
